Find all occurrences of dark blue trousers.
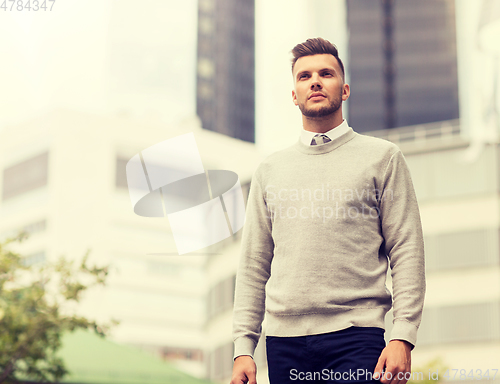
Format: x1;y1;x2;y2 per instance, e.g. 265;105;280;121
266;326;385;384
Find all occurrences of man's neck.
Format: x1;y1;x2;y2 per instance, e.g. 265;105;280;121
302;112;344;133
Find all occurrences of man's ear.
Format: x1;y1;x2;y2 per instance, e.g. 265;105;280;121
342;83;350;101
292;90;298;106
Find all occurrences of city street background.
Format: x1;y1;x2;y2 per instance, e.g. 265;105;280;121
1;0;500;383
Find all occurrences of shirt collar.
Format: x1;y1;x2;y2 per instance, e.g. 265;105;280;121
300;119;350;146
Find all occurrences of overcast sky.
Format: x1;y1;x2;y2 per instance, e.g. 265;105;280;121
0;0;197;129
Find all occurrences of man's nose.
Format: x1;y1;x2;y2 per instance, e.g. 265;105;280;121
310;74;322;89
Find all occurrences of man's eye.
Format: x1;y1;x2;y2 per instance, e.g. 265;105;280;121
299;74;308;79
323;72;333;76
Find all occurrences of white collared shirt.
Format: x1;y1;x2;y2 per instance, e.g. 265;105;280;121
300;119;350;146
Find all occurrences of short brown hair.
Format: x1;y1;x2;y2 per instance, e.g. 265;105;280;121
291;37;345;81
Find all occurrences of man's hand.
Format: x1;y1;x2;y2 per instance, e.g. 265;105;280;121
230;355;257;384
373;340;412;384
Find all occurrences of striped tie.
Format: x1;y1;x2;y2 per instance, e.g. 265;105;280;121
311;134;332;146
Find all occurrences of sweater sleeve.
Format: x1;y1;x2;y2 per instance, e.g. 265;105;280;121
379;150;426;350
232;168;274;360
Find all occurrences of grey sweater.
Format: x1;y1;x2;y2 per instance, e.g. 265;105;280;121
232;126;426;359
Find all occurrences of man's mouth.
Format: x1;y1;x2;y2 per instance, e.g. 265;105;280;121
309;93;326;100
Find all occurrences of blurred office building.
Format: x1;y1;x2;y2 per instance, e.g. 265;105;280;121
196;0;255;143
347;0;460;132
0;109;262;379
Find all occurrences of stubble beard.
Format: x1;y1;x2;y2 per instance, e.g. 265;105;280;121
298;89;343;118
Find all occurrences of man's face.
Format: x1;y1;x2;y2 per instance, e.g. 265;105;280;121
292;54;350;118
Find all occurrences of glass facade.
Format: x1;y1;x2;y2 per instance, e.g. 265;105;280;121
196;0;255;142
2;152;49;201
347;0;459;132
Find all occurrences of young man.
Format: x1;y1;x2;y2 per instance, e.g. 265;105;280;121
230;38;425;384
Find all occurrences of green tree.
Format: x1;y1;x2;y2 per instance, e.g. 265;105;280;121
0;232;118;383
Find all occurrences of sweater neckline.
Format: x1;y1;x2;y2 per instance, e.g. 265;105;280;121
293;126;357;155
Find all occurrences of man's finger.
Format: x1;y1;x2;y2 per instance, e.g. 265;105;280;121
373;355;386;381
230;373;247;384
388;368;404;384
247;370;257;384
381;368;395;384
229;375;243;384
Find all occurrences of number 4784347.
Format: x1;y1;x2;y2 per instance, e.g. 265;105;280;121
442;369;498;381
1;0;56;11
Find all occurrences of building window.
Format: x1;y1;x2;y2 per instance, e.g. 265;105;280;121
162;346;203;362
198;58;215;79
413;301;500;345
199;16;214;34
0;220;46;242
115;157;129;189
207;274;236;320
23;220;47;236
147;261;180;276
2;152;49;201
22;251;46;266
424;228;499;272
199;0;214;13
199;83;213;99
208;342;234;381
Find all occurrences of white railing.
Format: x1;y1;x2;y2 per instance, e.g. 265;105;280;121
364;119;461;145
